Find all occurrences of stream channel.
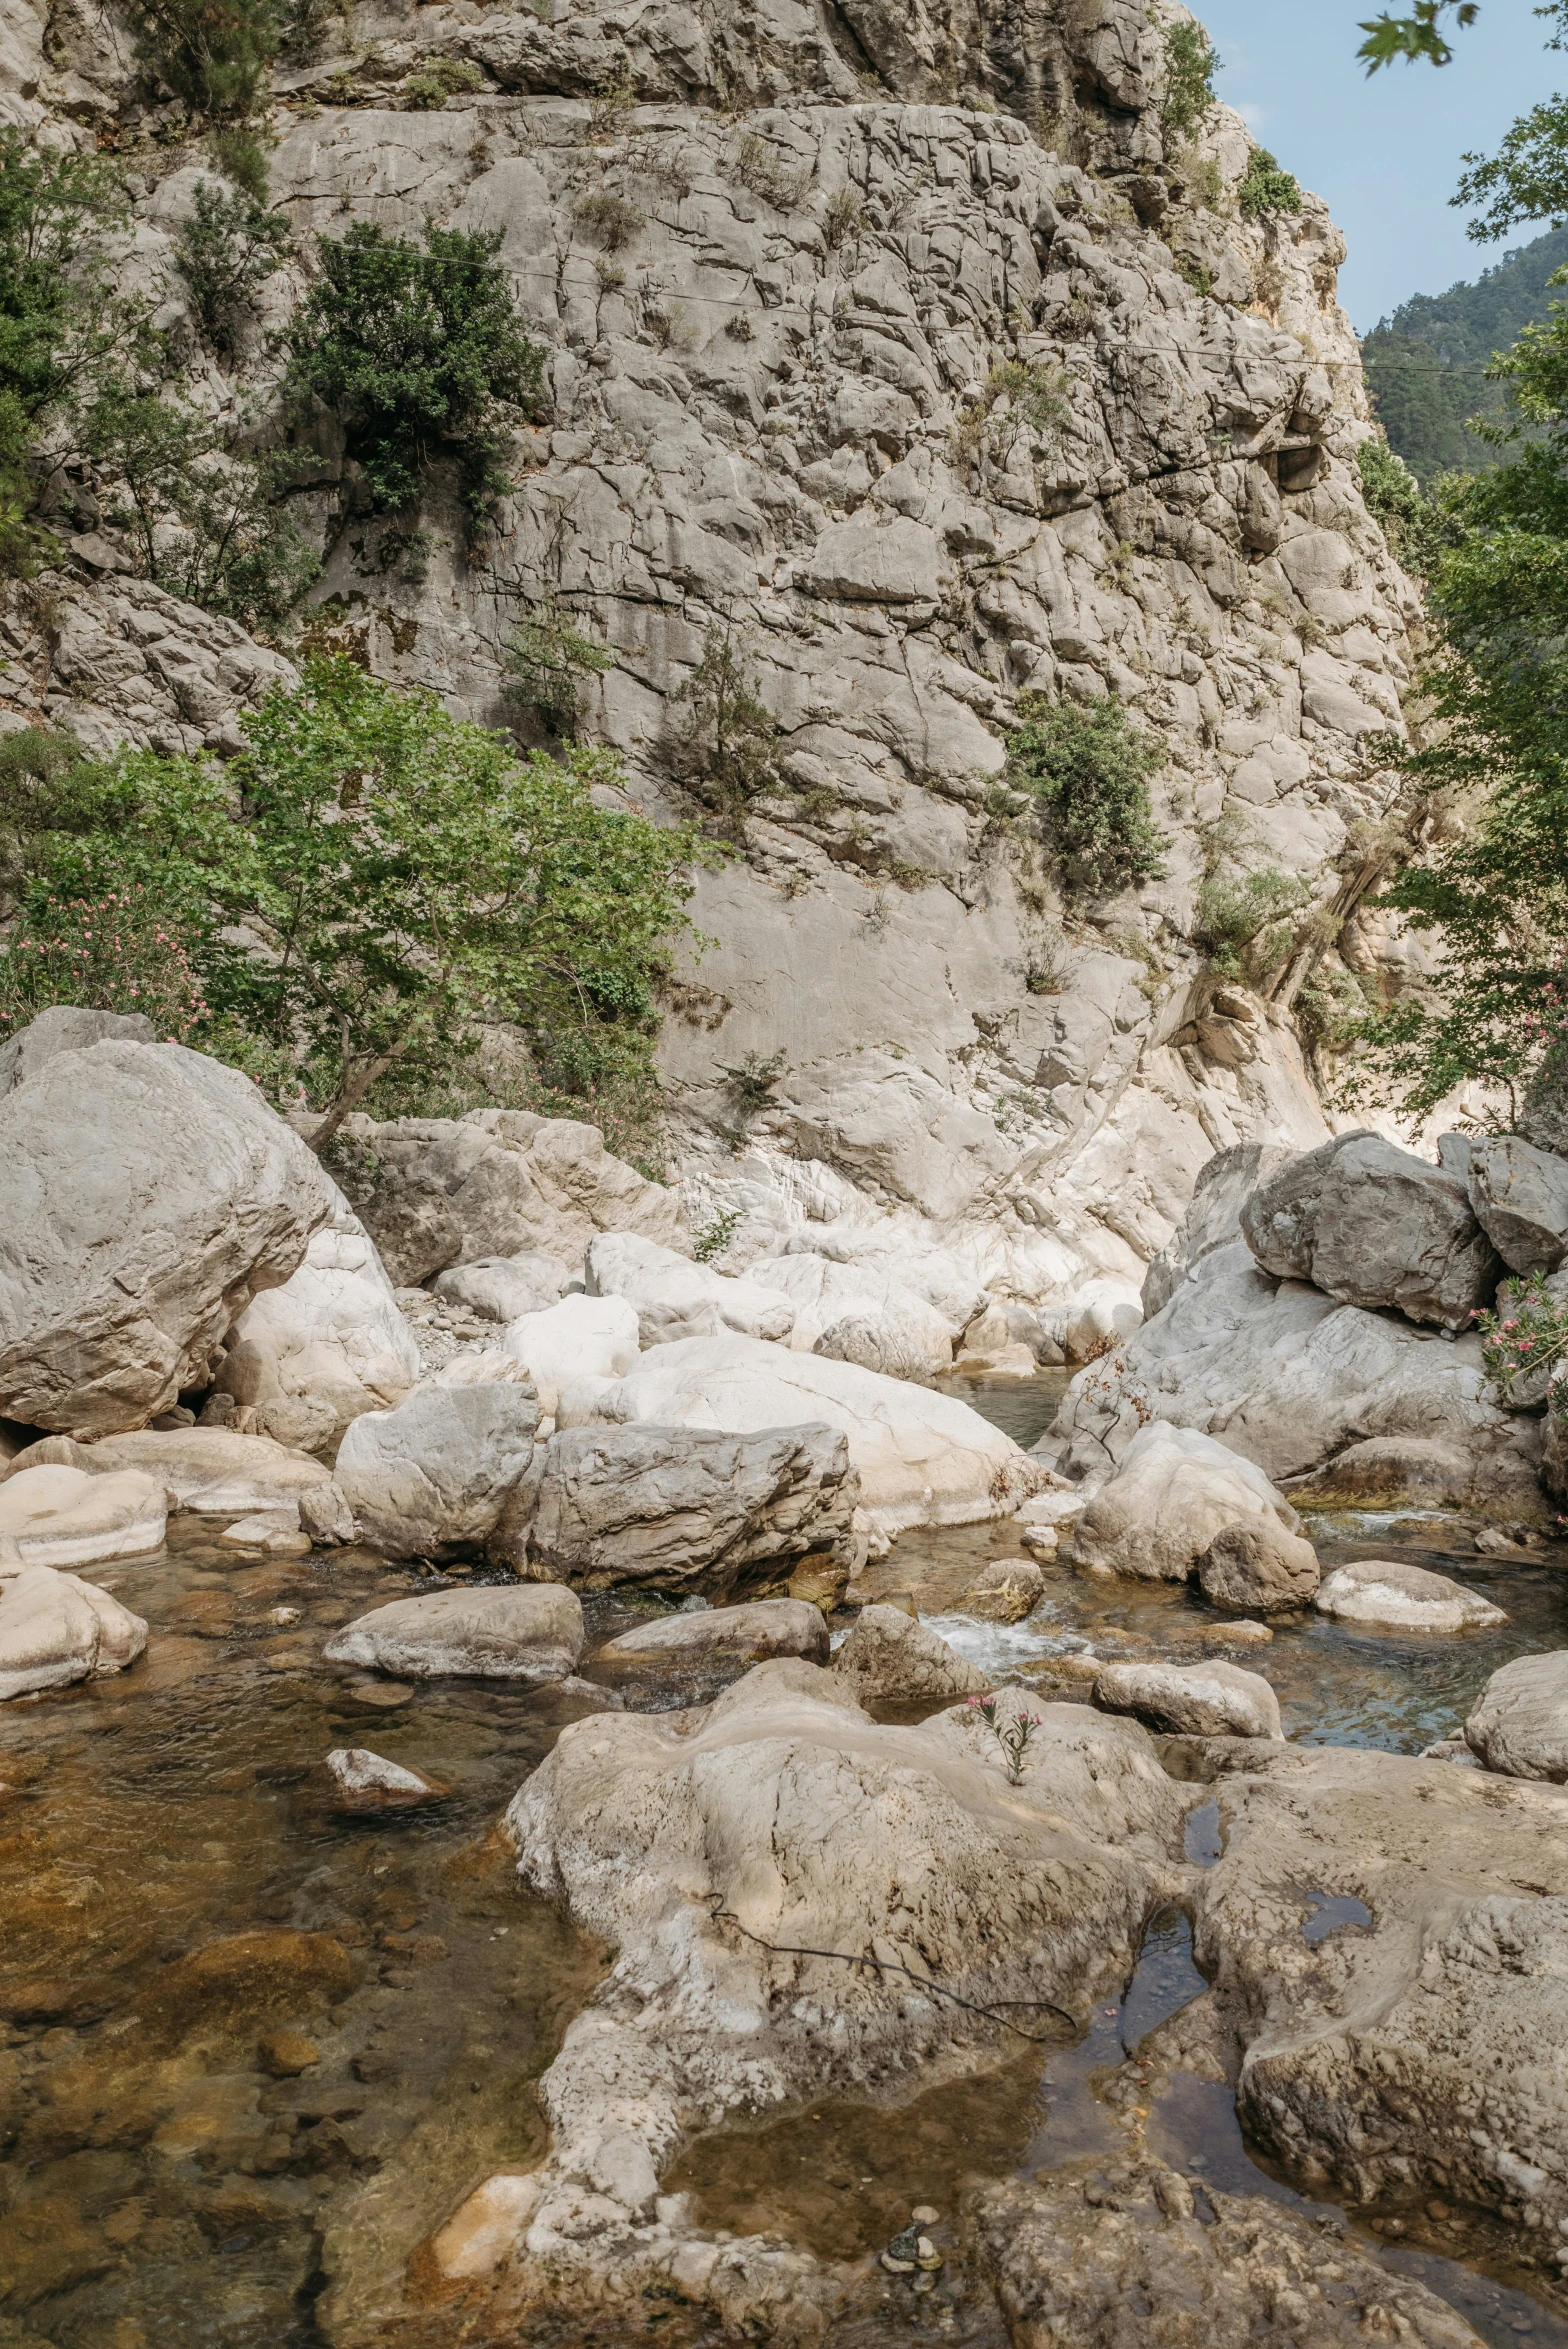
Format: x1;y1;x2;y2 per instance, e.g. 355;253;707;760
2;1369;1566;2347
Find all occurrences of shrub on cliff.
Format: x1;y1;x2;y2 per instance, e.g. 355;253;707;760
284;222;547;521
0;665;713;1140
1004;695;1166;895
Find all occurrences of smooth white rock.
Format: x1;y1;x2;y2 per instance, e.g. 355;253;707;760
0;1463;167;1569
499;1294;641;1417
0;1563;148;1699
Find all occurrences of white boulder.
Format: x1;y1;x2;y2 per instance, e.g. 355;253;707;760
1315;1559;1508;1634
332;1383;539;1558
758;1252;955;1375
0;1563;148;1699
431;1253;569;1323
0;1463;167;1568
563;1332;1043;1538
499;1294;640;1417
831;1602;989;1702
584;1232;794;1344
325;1582;582;1682
0;1035;332;1436
214;1178;419;1425
1093;1657;1282;1739
1463;1651;1568;1780
4;1427;336;1516
1066;1421;1304;1584
593;1597;830;1668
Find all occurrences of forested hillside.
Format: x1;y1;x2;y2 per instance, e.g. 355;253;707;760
1363;223;1568;478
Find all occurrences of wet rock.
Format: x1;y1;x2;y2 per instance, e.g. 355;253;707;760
259;2027;320;2077
564;1332;1044;1540
332;1383;538;1559
138;1928;357;2041
1315;1559;1507;1634
831;1602;989;1703
0;1563;148;1699
1463;1650;1568;1780
593;1596;830;1669
213;1179;420;1431
341;1110;688;1287
1142;1141;1299;1320
0;1034;332;1436
7;1425;337;1517
431;1252;569;1323
323;1747;448;1813
325;1583;583;1684
1467;1134;1568;1276
955;1557;1047;1623
1241;1130;1498;1332
501;1667;1186;2322
518;1421;858;1596
1067;1422;1305;1585
299;1479;357;1546
1420;1736;1483;1769
1197;1519;1320;1611
219;1508;312;1555
1093;1657;1281;1739
969;2160;1485;2348
1052;1244;1544;1518
0;1462;167;1568
1289;1434;1488;1509
585;1231;795;1345
1191;1742;1568;2235
498;1294;640;1417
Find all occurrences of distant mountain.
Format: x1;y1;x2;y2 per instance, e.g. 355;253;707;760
1361;224;1568;482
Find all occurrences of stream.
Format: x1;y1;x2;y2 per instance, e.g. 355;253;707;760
2;1371;1565;2347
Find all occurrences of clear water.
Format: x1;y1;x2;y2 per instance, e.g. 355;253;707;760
3;1372;1566;2348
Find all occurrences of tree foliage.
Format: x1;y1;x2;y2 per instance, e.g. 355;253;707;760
0;665;713;1140
1238;148;1302;221
176;179;290;357
503;598;612;734
1357;1;1480;73
284;222;546;519
1160;22;1220;144
666;624;781;827
125;0;284;119
1003;694;1166;896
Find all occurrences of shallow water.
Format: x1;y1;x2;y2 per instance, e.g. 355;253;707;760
3;1373;1567;2347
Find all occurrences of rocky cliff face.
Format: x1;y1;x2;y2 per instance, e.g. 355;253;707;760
1;0;1423;1306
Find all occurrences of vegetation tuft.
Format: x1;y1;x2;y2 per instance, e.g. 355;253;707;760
1003;695;1165;896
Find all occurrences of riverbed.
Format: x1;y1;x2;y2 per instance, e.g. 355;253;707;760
2;1375;1565;2348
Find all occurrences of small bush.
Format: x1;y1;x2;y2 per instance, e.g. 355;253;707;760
1356;438;1471;575
1175;254;1213;300
284;220;547;520
1238;148;1302;221
1473;1272;1568;1405
207;127;272;203
126;0;282;119
0;885;208;1040
955;359;1070;462
1004;694;1165;895
822;187;863;249
1193;866;1314;978
177;180;290;357
503;598;611;733
1161;21;1220;143
730;132;808;211
574;191;644;251
404;56;483;107
666;624;780;824
693;1205;740;1263
586;71;637;145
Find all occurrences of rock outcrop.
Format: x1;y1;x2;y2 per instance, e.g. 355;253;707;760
1064;1419;1307;1584
332;1382;539;1557
0;1035;332;1437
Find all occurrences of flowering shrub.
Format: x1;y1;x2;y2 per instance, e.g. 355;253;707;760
967;1693;1045;1785
0;888;207;1041
1472;1272;1568;1408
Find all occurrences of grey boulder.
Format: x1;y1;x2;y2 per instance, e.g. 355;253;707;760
0;1035;332;1436
1467;1134;1568;1275
1141;1140;1298;1320
831;1601;989;1703
518;1421;858;1596
431;1253;569;1323
1092;1657;1281;1739
1463;1650;1568;1780
592;1596;829;1669
1240;1129;1498;1331
333;1384;539;1558
1067;1421;1305;1585
324;1583;582;1682
1315;1558;1508;1634
1197;1520;1320;1611
0;1004;154;1097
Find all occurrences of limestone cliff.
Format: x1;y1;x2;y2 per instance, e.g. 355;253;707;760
0;0;1424;1306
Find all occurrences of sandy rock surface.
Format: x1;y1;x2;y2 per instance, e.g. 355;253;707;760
1315;1558;1508;1634
324;1582;583;1682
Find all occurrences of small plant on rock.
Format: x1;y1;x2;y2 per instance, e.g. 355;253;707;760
693;1205;741;1263
666;622;781;825
586;70;637;144
126;0;283;119
502;597;612;735
1194;864;1315;979
403;56;484;107
967;1694;1045;1786
574;191;645;250
730;131;809;210
822;187;864;249
1239;147;1302;221
1472;1273;1568;1404
1004;694;1166;896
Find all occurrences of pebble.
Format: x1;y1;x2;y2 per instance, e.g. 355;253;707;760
340;1679;415;1710
259;2027;319;2077
911;2204;940;2225
268;1606;303;1627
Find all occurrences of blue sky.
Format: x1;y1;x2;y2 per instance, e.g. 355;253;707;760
1194;0;1560;328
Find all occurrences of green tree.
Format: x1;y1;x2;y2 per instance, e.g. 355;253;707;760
176;180;290;358
284;221;547;520
1358;2;1480;73
125;0;283;120
502;598;612;734
1003;695;1166;895
1161;22;1220;143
